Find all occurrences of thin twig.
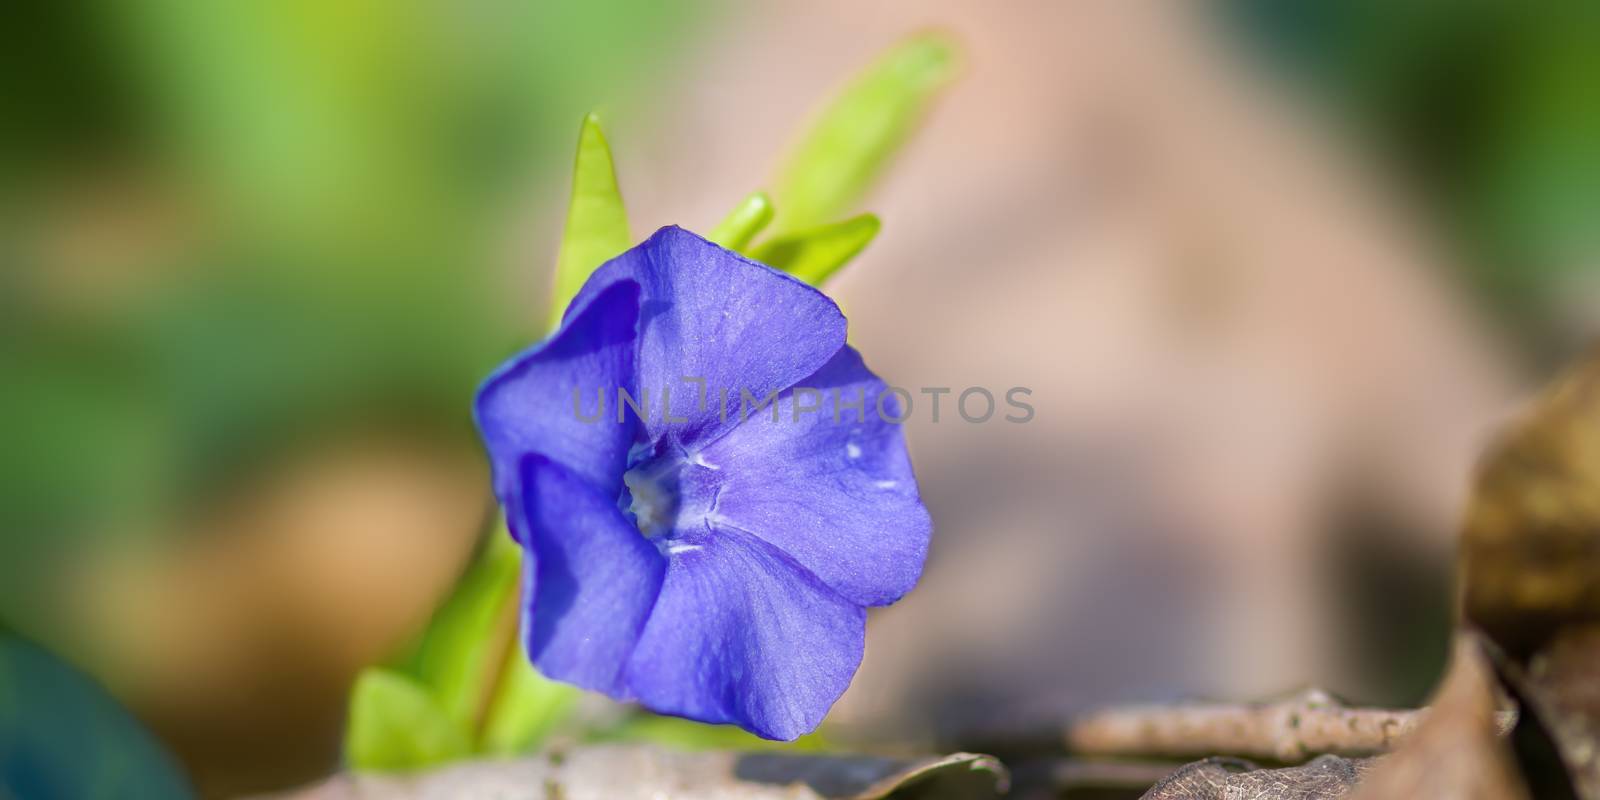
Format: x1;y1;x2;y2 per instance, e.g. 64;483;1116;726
1066;689;1512;763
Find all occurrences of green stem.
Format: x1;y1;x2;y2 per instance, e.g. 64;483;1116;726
469;572;523;742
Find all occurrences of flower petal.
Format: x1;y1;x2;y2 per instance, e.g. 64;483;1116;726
696;347;931;606
515;454;666;698
570;226;847;449
475;280;640;512
623;525;865;741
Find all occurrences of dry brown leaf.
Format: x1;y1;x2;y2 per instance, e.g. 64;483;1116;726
1461;348;1600;659
1498;625;1600;798
1345;635;1528;800
1133;636;1525;800
1138;755;1372;800
1460;348;1600;797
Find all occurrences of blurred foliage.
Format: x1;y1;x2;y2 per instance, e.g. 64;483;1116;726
95;0;694;260
345;670;471;771
768;32;958;237
0;634;193;799
704;31;952;288
1220;0;1600;347
0;0;705;607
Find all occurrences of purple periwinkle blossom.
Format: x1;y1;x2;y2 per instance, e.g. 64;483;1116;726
474;226;931;740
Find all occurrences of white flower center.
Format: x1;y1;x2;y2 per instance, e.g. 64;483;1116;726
622;465;679;538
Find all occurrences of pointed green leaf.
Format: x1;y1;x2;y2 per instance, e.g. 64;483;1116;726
377;522;579;760
384;520;579;757
707;191;775;252
750;214;881;285
392;528;522;731
479;656;581;755
550;113;631;329
770;33;958;235
346;669;472;771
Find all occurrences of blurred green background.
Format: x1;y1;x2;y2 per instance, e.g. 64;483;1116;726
4;1;707;794
3;0;702;573
1223;0;1600;351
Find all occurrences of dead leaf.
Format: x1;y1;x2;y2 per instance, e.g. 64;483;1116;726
1131;635;1527;799
1497;625;1600;798
1346;634;1528;800
1461;349;1600;658
1459;348;1600;797
1138;755;1371;800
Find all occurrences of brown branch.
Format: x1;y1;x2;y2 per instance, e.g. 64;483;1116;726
1066;688;1513;763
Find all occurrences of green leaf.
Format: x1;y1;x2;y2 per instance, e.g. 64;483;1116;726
479;656;581;755
345;669;471;771
770;33;958;235
707;191;775;252
354;523;579;765
393;528;522;731
550;112;631;329
0;635;194;799
378;523;578;760
749;214;881;285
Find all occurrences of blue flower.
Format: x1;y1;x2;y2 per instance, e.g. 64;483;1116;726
474;226;931;740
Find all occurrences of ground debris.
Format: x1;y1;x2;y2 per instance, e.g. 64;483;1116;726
1138;755;1371;800
273;745;1007;800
